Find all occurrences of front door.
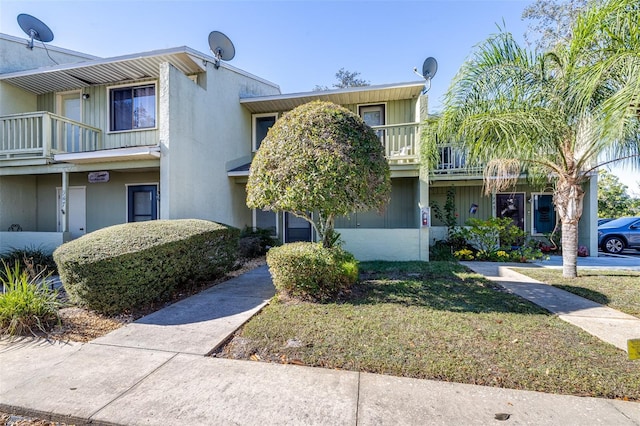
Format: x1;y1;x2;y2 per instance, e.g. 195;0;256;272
57;186;86;239
284;213;312;243
127;185;158;222
496;193;525;231
59;92;81;152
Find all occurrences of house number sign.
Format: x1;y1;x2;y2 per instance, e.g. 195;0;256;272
88;171;110;183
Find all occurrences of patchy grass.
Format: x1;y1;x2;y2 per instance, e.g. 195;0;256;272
513;268;640;318
216;261;640;401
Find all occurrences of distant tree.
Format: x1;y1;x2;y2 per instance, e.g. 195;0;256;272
521;0;600;50
246;101;390;248
313;68;370;91
428;0;640;278
598;170;640;218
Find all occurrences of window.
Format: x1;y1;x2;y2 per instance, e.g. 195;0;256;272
109;84;156;132
252;113;277;151
358;104;385;140
254;209;278;237
531;193;557;235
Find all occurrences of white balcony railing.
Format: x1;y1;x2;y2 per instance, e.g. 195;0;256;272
431;144;483;176
0;112;102;160
371;122;419;165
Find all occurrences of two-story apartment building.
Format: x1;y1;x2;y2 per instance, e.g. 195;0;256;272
0;33;598;260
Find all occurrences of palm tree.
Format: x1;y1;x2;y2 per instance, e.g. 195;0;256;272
427;0;640;277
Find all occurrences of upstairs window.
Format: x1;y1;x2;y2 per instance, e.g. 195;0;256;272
109;84;156;132
253;113;277;151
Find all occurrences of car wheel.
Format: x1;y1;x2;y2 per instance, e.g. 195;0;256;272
602;236;625;254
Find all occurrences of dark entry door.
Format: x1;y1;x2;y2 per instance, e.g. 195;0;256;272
496;193;525;231
284;213;312;242
128;185;158;222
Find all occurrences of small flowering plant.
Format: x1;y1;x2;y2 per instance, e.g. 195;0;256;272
577;246;589;257
453;248;474;261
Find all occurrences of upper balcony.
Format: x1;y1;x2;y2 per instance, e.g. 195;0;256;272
371;122;420;166
0;111;101;166
430;143;483;178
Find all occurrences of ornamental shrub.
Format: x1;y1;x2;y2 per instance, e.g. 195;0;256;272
53;219;238;315
0;260;60;336
247;101;390;248
266;242;358;301
0;246;57;280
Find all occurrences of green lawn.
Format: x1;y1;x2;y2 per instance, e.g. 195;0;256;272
218;261;640;401
513;268;640;318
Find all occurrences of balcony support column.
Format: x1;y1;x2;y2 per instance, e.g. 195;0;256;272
61;171;69;233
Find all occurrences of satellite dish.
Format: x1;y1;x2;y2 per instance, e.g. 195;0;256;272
413;56;438;94
422;57;438;80
17;13;54;50
208;31;235;69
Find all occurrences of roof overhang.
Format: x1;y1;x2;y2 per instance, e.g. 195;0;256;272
240;81;426;114
0;46;211;95
54;146;161;164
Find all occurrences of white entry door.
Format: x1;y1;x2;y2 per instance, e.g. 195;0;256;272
58;92;81;152
57;186;87;239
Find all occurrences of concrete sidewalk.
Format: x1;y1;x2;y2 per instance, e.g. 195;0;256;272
462;262;640;352
1;265;640;425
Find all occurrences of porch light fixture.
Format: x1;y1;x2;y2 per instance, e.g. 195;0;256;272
82;93;90;100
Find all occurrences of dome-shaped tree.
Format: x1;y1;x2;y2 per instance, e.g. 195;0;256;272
247;101;391;248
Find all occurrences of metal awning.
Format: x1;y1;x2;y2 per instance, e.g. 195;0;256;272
54;146;161;164
0;46;210;95
240;81;426;114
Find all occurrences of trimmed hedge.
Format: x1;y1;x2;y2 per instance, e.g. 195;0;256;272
53;219;239;315
266;242;358;301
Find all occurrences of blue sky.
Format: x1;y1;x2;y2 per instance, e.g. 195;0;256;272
1;0;638;193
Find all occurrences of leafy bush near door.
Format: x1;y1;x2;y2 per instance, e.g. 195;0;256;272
53;219;239;315
452;217;545;262
267;242;358;301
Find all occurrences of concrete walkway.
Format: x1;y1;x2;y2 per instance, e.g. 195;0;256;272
462;261;640;352
1;265;640;425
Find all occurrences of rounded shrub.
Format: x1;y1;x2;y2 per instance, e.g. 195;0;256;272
53;219;239;315
266;242;358;301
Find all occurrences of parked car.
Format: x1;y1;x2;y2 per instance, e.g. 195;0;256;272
597;217;640;254
597;218;614;226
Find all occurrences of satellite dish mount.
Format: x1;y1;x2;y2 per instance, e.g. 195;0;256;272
208;31;235;69
413;57;438;94
17;13;54;50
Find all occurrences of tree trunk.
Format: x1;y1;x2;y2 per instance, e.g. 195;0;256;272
554;179;585;278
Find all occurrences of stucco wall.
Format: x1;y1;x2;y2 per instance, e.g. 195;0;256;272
0;33;94;74
338;228;429;261
0;175;37;231
0;232;66;255
160;61;279;229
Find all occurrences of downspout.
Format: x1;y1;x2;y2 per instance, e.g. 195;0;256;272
61;170;69;234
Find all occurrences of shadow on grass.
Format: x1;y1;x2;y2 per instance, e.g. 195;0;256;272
346;261;548;315
552;285;610;306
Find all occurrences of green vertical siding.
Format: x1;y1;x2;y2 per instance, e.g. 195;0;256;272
429;185;491;226
342;99;416;124
37;83;159;150
336;177;418;229
429;183;561;236
37;92;55;112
